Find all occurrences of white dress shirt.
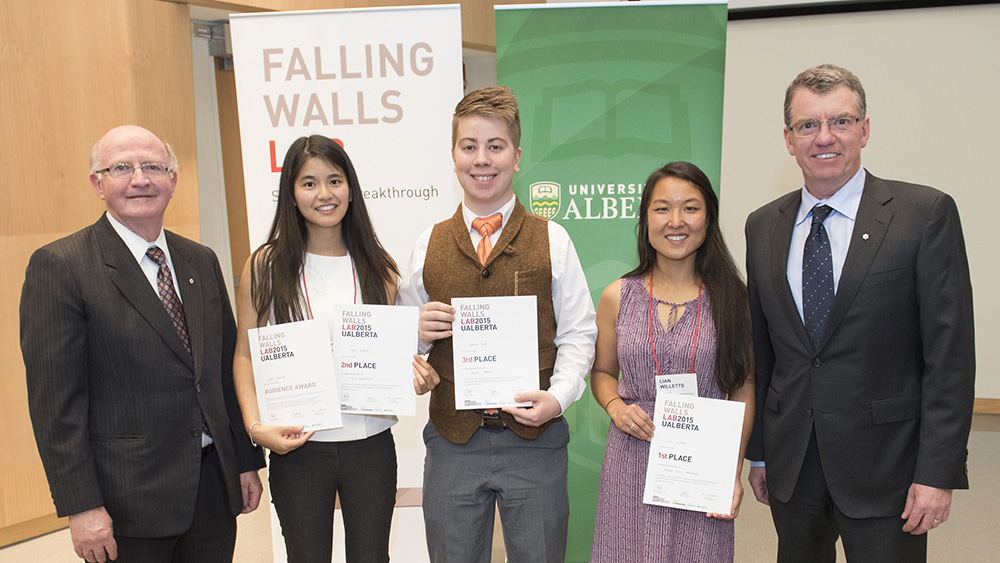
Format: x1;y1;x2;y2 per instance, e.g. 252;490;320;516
396;195;597;414
296;253;396;442
106;212;182;301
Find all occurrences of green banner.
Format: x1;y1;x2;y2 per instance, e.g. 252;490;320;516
496;3;728;560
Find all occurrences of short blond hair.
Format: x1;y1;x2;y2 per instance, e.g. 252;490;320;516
452;86;521;148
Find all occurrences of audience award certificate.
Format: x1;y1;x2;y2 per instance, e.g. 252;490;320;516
451;295;538;410
332;304;419;416
643;381;745;514
249;319;343;431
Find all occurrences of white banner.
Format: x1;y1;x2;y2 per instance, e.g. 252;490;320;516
230;5;464;262
231;7;464;562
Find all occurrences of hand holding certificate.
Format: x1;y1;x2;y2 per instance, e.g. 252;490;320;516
451;296;538;410
249;319;343;431
643;375;745;515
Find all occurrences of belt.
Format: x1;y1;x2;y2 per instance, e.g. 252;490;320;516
480;411;507;430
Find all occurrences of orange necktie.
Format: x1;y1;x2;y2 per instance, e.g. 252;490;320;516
472;214;503;416
472;214;502;265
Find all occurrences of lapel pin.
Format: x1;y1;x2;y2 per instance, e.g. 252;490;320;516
862;233;869;240
189;278;195;284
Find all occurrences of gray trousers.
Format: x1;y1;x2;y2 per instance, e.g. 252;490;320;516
422;418;570;563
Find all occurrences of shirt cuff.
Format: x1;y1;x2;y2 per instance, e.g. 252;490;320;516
546;379;584;415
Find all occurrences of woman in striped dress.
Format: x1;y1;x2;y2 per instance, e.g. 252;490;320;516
590;161;755;562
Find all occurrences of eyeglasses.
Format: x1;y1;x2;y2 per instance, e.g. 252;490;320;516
96;162;172;179
788;115;860;137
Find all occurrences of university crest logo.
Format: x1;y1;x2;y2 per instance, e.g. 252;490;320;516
529;181;561;219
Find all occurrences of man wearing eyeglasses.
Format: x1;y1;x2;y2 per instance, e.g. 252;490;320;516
744;65;974;562
20;125;265;563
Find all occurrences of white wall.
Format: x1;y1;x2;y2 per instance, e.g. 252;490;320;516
191;32;236;305
719;3;1000;398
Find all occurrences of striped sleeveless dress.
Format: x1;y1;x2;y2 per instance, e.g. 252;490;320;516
591;275;734;562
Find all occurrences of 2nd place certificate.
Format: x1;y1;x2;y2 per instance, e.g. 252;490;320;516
451;295;538;410
332;304;418;416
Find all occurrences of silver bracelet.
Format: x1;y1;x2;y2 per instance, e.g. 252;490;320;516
248;421;262;447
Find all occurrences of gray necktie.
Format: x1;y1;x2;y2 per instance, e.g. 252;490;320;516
802;205;834;348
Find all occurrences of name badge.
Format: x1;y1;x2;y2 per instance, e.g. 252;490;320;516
655;373;698;397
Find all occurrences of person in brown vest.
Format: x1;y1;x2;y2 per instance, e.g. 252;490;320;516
398;86;597;563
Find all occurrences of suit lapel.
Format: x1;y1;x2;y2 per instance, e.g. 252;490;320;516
819;173;893;350
769;192;814;352
169;233;204;381
96;217;195;371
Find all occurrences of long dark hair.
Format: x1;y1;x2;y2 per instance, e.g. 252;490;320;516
625;161;752;395
250;135;397;324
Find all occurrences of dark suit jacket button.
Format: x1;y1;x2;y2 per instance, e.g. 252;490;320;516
482;268;490;278
191;428;201;438
811;358;822;368
195;383;202;393
807;408;814;417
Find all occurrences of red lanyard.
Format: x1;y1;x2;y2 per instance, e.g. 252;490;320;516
648;271;702;375
301;258;357;320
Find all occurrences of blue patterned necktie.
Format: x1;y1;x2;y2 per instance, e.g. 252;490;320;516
802;205;834;348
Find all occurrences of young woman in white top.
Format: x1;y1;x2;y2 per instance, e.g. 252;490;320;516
233;135;416;563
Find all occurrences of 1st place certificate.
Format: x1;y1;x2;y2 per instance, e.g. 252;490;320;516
332;304;419;416
451;296;538;410
249;319;343;431
643;378;745;514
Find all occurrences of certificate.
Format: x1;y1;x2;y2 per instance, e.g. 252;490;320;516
643;387;745;514
451;296;538;410
332;304;418;415
249;319;343;431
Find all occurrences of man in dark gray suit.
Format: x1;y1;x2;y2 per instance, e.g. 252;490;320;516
21;125;265;563
744;65;974;562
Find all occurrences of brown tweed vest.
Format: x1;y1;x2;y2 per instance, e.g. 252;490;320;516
423;200;558;444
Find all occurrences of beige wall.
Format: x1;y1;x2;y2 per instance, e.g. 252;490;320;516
0;0;200;545
719;3;999;400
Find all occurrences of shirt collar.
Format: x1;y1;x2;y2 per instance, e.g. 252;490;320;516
795;167;866;226
462;194;517;233
106;212;169;265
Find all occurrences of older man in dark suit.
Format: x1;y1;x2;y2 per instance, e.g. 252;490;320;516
20;125;265;563
744;65;975;562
